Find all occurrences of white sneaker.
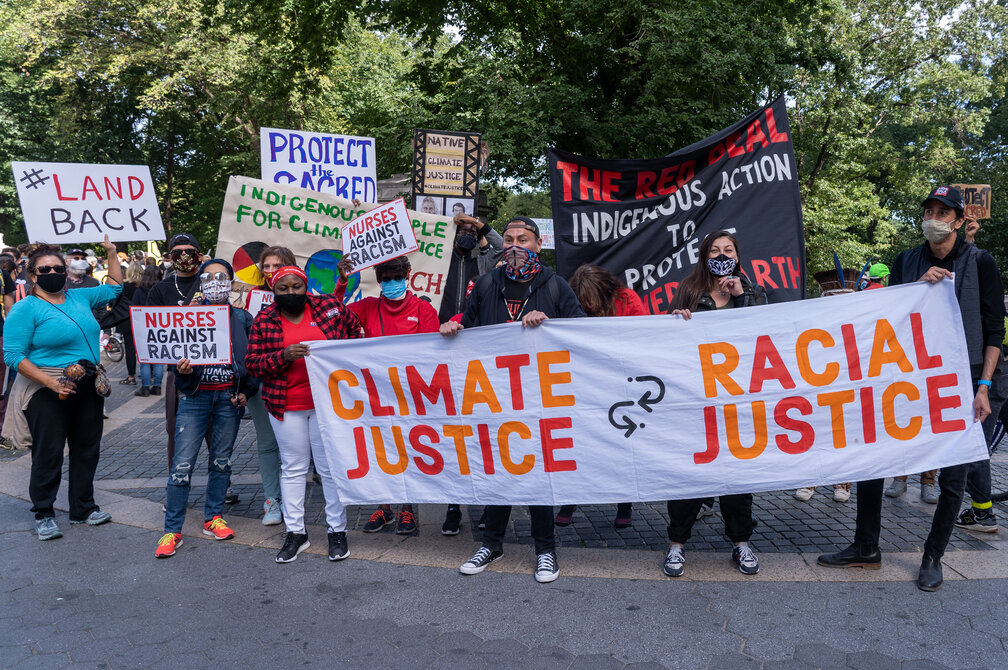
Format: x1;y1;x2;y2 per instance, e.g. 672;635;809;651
884;479;907;498
794;487;815;501
534;552;559;583
833;485;851;502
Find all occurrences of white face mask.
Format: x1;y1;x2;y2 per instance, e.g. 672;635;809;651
922;217;955;244
68;259;90;275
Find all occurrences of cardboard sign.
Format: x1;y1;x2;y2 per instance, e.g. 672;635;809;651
246;289;274;317
130;305;232;365
532;218;555;250
306;279;986;504
260;127;377;202
341;198;418;272
952;184;992;219
11;161;166;244
411;128;481;200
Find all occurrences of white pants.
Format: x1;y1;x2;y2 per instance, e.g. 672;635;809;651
269;410;346;533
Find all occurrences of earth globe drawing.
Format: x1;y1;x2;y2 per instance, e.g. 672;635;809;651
305;249;359;300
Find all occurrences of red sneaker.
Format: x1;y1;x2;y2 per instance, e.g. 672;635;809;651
155;533;182;558
203;516;235;540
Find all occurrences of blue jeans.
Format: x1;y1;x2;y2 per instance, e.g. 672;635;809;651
164;390;243;533
140;363;164;387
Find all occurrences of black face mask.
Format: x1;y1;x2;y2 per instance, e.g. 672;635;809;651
35;273;65;294
456;232;478;251
274;292;307;314
707;254;738;277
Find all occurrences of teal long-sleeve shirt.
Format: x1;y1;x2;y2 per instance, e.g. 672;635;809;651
3;284;122;370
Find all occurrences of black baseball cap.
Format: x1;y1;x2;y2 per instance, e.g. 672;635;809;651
168;233;201;252
922;186;964;215
65;248;85;256
504;216;540;239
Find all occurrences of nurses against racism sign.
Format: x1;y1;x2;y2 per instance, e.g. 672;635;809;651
549;96;805;314
130;306;231;365
217;177;454;309
260;127;377;202
11;162;166;244
306;280;986;505
341;198;418;272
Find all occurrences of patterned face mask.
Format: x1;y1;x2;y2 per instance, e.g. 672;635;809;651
503;246;542;281
200;279;231;304
171;249;200;273
707;254;738;277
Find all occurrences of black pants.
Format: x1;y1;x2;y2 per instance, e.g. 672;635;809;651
482;505;555;554
26;381;104;520
122;326;137;377
667;494;753;544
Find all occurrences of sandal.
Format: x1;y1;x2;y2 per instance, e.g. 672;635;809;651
119;377;136;385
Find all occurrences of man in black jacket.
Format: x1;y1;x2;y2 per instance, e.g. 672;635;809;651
817;185;1005;591
440;217;585;583
437;212;504;324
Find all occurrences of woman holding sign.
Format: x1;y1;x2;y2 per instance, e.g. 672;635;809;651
3;238;122;541
663;230;766;578
245;265;364;563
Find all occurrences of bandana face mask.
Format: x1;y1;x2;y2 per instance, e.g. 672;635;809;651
503;246;541;281
171;249;200;274
707;254;738;277
200;279;232;304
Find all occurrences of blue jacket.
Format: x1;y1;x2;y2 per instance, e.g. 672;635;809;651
172;305;260;399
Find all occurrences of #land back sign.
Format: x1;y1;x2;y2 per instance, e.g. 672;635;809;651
260;127;377;202
549;96;805;314
11;161;165;244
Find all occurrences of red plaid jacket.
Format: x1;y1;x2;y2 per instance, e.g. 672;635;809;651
245;294;363;419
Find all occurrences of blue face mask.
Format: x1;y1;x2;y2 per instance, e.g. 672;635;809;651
380;278;407;300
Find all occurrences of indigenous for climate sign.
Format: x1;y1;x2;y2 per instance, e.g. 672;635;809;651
130;305;232;365
306;280;986;505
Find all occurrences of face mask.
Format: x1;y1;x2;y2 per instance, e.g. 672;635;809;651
35;273;65;293
707;254;738;277
263;270;276;287
171;249;200;273
274;292;307;314
922;217;955;244
456;232;478;251
69;259;90;275
200;279;231;304
380;278;408;300
503;245;542;281
163;261;173;269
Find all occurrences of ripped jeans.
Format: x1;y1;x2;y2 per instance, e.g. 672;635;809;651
164;389;243;533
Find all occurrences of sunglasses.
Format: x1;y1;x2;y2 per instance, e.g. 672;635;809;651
170;248;196;260
379;274;408;282
199;272;231;282
36;265;66;275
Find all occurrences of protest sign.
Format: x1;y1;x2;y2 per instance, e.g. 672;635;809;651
341;198;418;272
549;96;805;314
532;218;555;250
131;305;232;365
216;176;454;310
260;127;377;202
951;184;991;220
11;161;165;244
306;279;985;505
246;289;274;317
412;128;481;216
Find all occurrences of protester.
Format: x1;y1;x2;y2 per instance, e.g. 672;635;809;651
3;237;122;540
818;185;1006;591
441;216;585;583
438;212;505;324
661;230;763;577
132;266;164;397
964;217;980;244
155;260;260;558
0;254;20;440
554;263;648;530
118;262;144;385
334;254;439;535
64;248;99;290
245;265;363;563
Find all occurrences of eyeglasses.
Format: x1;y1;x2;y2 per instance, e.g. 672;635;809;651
36;265;66;275
199;272;231;282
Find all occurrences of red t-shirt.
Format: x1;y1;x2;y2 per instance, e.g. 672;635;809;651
281;303;325;412
611;288;648;316
346;292;439;337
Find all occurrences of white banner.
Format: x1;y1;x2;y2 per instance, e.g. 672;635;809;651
305;279;988;505
130;306;232;365
11;161;166;244
342;198;418;271
260;127;377;202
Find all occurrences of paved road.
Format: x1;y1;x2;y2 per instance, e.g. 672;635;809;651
2;490;1006;670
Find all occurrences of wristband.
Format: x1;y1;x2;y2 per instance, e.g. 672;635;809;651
977;379;992;388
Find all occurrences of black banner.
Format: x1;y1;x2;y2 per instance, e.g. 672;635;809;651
549;96;805;314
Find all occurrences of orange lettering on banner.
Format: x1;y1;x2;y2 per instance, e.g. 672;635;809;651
773;396;814;454
749;335;796;392
816;390;856;448
795;329;839;386
698;342;743;397
724;402;768;459
926;373;966;433
409;425;444;475
329;370;363;419
868;319;913;377
461;360;502;415
882;382;922;440
388;367;410;415
498;422;535;475
540;417;576;472
373;426;409;475
442;425;473;475
537;351;575;407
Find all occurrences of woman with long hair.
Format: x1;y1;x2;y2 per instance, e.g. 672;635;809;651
132;265;164;396
663;230;766;578
118;261;145;385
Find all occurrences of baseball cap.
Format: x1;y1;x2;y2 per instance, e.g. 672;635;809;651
168;233;201;252
922;186;964;214
868;263;889;279
65;247;85;256
504;217;540;239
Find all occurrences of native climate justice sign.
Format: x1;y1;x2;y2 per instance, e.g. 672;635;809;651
11;161;166;244
341;198;418;272
306;279;986;505
549;96;805;315
130;305;232;365
260;127;377;202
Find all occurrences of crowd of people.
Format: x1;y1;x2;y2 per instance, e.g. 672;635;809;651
3;185;1003;592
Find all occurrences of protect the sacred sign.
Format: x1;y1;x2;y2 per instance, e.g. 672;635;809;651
130;306;232;365
11;161;166;243
341;198;418;272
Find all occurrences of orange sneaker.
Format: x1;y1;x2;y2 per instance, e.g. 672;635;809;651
156;533;182;558
203;516;235;540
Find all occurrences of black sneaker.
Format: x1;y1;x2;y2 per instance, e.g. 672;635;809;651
361;508;395;532
731;542;760;575
459;546;503;575
275;532;310;563
395;509;417;535
955;508;998;533
442;506;461;536
224;488;239;505
150;386;162;396
134;386;150;397
327;530;349;561
534;551;559;583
